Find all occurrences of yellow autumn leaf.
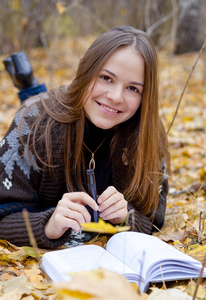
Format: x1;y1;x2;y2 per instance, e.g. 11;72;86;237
56;2;66;14
199;167;206;181
56;289;93;299
0;239;19;251
81;218;130;233
55;268;141;300
6;247;39;264
187;244;206;265
173;239;180;245
0;253;11;263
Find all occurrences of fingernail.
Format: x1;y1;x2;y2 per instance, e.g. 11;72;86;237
98;198;102;204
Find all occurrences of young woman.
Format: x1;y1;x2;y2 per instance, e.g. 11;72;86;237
0;26;170;248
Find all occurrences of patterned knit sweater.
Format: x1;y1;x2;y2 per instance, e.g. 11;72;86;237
0;93;168;249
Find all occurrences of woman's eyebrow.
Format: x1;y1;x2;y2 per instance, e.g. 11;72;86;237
130;81;144;87
102;68;144;87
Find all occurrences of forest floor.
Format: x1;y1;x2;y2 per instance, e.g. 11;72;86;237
0;37;206;299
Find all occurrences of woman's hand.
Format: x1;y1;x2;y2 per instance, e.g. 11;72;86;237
98;186;128;225
44;192;99;239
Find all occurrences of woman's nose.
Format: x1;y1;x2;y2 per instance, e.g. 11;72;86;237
107;85;124;103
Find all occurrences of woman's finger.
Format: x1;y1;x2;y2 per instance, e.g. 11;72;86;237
63;192;99;211
58;198;91;223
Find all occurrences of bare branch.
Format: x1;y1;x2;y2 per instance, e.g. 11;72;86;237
146;4;180;36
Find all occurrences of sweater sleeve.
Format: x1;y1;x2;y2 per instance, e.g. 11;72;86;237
152;170;168;231
0;208;71;248
0;96;71;248
18;83;47;102
127;202;153;234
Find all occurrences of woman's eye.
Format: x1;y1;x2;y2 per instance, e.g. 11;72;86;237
128;86;140;93
100;75;111;82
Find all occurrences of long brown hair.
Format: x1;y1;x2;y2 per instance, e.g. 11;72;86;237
21;26;170;217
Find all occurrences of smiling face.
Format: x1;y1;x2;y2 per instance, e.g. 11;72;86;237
83;46;145;130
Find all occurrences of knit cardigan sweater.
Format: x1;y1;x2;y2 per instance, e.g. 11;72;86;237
0;93;168;249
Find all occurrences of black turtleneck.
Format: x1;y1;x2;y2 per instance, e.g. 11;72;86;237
83;119;113;196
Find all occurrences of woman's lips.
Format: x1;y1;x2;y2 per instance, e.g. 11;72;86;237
97;102;121;113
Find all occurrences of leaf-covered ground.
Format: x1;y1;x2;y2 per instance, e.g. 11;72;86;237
0;38;206;299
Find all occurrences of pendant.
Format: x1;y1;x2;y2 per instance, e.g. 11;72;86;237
89;155;95;170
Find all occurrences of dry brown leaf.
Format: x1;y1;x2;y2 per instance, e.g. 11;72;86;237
0;239;19;251
154;228;186;243
0;274;43;299
0;273;54;299
24;269;49;290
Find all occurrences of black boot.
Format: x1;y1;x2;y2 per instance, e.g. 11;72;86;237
3;51;38;90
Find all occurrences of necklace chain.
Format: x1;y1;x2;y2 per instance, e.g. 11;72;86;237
83;137;107;170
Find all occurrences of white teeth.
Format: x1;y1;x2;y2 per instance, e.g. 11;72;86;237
102;105;118;113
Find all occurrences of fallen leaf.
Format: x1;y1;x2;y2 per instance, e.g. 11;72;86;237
148;287;194;299
0;239;19;251
154;228;186;243
84;235;109;248
24;269;48;290
81;218;130;234
22;246;40;260
186;244;206;264
1;273;15;281
54;268;142;300
0;274;44;299
185;281;206;299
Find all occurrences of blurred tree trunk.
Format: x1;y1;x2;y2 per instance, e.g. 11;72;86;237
174;0;202;54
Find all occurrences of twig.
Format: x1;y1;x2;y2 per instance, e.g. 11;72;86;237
155;171;197;202
192;251;206;300
147;4;179;36
152;224;163;233
186;220;205;240
0;90;13;105
199;211;203;232
138;250;145;294
167;36;206;134
160;265;167;290
183;238;206;249
22;208;39;257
